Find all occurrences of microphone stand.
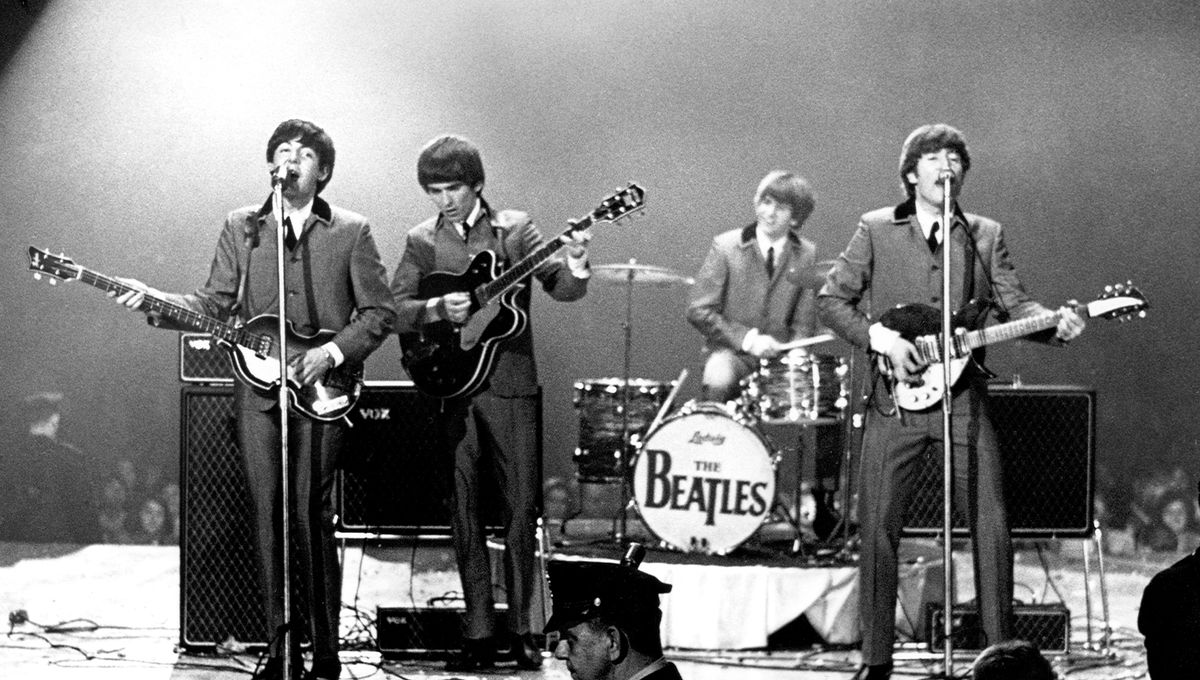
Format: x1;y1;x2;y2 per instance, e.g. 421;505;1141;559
938;172;955;676
270;171;293;674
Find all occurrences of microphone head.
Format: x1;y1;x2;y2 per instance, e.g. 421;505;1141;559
937;169;956;184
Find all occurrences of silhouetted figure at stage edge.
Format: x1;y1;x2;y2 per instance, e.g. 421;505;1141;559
972;639;1056;680
1138;479;1200;679
0;391;97;544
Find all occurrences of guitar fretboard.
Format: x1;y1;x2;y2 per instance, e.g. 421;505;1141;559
72;266;270;353
476;218;591;304
916;310;1060;362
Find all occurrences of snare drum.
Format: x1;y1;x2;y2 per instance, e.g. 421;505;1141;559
743;351;848;423
573;378;671;481
632;402;776;554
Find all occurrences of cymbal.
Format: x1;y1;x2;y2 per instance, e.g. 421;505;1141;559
793;259;836;289
593;262;694;286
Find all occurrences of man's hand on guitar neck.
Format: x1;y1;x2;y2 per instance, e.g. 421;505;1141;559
1055;303;1086;343
110;277;160;314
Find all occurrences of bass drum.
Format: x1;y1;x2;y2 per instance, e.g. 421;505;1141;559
632;402;775;555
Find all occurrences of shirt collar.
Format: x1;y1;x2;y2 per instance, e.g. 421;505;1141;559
755;228;789;259
627;657;669;680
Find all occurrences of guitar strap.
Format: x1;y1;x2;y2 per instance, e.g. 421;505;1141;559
233;215;261;318
299;227;323;332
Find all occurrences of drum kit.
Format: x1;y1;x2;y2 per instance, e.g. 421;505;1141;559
571;259;857;557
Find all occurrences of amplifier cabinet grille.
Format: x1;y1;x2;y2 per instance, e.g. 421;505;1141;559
925;603;1070;653
903;385;1096;538
336;383;519;535
179;332;234;384
179;384;265;650
179;385;311;651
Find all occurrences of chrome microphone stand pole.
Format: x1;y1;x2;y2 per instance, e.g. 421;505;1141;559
938;170;956;676
270;167;294;674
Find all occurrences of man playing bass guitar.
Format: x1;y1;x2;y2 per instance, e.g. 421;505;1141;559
389;134;590;671
817;124;1085;680
112;119;395;680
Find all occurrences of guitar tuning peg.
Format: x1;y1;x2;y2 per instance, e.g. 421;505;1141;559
1104;284;1113;293
49;279;57;286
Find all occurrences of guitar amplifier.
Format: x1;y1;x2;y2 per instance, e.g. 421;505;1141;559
179;332;234;384
925;603;1070;652
376;605;509;659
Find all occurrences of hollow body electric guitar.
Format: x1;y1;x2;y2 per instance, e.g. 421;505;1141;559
27;246;362;421
400;183;646;399
878;283;1148;411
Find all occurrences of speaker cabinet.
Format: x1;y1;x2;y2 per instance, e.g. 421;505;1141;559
179;384;267;651
925;603;1071;652
337;382;516;535
902;385;1095;538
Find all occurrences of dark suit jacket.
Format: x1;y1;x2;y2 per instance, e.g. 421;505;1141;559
1139;550;1200;679
818;199;1052;356
390;202;588;397
687;223;818;351
151;196;396;410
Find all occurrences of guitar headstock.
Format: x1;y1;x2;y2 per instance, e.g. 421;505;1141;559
1084;281;1149;322
28;246;81;285
573;183;646;230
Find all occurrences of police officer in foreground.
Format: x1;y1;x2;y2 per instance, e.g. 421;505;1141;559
545;547;683;680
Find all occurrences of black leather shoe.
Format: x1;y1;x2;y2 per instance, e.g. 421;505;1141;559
852;662;893;680
445;637;495;672
509;632;543;670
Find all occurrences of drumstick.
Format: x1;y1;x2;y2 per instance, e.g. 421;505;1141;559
645;369;688;437
777;332;835;352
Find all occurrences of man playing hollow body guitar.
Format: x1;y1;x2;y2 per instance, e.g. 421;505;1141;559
389;134;590;671
113;119;395;680
817;124;1085;680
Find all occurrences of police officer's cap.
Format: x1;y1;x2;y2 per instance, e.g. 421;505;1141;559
544;559;672;633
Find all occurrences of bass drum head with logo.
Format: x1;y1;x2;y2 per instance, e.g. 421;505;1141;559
632;403;775;555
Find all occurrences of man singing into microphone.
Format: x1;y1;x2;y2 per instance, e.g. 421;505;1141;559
817;124;1085;680
112;119;395;680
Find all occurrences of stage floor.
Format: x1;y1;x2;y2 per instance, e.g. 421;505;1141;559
0;535;1158;679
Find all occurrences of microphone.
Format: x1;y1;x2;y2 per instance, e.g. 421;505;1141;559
271;164;299;187
937;169;955;184
620;542;646;569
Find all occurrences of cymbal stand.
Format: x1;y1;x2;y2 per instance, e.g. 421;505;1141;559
613;259;636;544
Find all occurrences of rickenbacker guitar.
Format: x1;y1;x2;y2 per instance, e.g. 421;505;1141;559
878;282;1148;411
400;183;646;399
27;246;363;422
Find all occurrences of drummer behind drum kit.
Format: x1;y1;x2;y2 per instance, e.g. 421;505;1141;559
570;259;853;557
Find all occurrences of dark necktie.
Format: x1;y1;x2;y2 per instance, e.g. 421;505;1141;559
461;218;472;242
765;246;775;279
284;216;298;250
927;222;939;253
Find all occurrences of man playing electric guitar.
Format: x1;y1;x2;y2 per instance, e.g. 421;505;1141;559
112;120;395;680
389;134;590;671
817;124;1085;680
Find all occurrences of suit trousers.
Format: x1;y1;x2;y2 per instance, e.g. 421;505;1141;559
238;401;344;666
442;390;540;640
857;384;1013;665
